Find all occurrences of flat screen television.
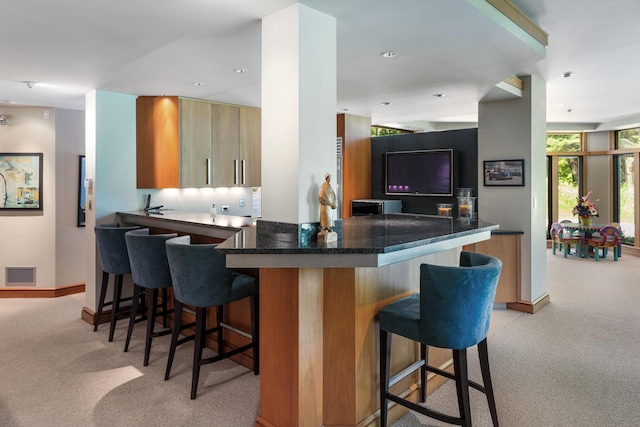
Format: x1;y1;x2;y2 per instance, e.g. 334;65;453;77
385;149;454;196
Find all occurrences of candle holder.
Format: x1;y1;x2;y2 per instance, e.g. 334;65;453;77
437;203;453;217
457;196;475;221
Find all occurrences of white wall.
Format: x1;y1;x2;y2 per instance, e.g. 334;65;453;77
478;75;548;303
0;107;57;287
55;109;86;286
84;90;140;311
0;107;86;289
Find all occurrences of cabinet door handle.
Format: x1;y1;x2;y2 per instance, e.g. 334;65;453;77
234;159;239;186
241;160;246;185
206;158;211;186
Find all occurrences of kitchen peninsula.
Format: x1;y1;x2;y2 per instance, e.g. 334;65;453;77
216;214;498;427
118;210;497;426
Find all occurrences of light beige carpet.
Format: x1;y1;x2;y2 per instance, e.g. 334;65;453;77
1;249;638;426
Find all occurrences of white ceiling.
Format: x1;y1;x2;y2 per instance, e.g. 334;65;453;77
1;0;639;131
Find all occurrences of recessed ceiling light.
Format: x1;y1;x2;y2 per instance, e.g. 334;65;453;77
433;93;445;98
380;51;398;58
380;101;390;106
562;72;574;78
192;82;205;86
339;108;349;112
234;68;249;73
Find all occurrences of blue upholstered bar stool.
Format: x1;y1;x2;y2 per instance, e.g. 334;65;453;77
124;228;177;366
94;223;141;342
379;251;502;427
164;235;259;400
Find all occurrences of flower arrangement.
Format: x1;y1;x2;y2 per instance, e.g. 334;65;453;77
573;191;599;218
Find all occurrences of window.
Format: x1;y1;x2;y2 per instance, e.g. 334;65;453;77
614;154;635;245
557;156;581;222
616;127;640;149
546;133;582;152
546;133;584;235
371;126;411;137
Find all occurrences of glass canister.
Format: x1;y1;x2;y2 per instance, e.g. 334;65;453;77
457;188;473;197
437;203;453;217
457;196;475;221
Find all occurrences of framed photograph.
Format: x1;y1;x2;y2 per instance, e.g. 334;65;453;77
0;153;43;210
483;159;525;187
77;155;86;227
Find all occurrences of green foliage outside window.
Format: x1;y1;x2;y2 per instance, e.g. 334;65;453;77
546;133;581;152
617;127;640;148
371;126;410;137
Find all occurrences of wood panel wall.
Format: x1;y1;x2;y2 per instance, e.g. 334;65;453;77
338;113;372;218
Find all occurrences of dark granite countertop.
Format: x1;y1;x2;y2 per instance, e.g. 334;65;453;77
117;210;255;239
216;213;498;255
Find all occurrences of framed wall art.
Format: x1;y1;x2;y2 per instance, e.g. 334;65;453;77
77;155;86;226
0;152;43;210
483;159;525;187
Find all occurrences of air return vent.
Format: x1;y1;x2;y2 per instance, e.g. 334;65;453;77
6;267;36;286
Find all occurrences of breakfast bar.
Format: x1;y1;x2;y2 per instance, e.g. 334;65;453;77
216;214;498;427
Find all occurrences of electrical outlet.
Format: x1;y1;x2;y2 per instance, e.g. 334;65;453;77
221;205;230;212
239;197;245;207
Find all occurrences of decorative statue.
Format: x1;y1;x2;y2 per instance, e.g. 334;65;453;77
318;172;338;242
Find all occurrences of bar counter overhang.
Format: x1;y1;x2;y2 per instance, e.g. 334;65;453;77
215;214;498;427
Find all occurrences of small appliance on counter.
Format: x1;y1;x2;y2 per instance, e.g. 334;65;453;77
351;199;402;216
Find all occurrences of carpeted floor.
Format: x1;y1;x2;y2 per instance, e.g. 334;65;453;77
0;249;638;426
392;250;640;427
0;294;259;427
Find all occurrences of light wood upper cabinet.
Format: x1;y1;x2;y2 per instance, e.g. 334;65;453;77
211;103;240;187
136;96;261;189
239;107;261;187
181;98;212;188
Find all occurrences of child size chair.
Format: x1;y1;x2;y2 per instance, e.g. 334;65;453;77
164;235;259;399
378;251;502;427
586;225;620;261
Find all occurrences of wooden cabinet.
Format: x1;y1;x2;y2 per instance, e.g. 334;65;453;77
136;96;180;189
136;96;261;189
181;99;212;188
464;232;521;303
239;107;261;187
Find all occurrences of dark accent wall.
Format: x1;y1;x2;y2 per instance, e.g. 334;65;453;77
371;128;478;215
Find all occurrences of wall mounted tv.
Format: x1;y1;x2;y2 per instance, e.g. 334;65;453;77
385;149;454;196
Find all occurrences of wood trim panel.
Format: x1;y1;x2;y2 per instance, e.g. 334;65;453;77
486;0;549;46
338;113;372;218
0;283;85;298
507;292;550;314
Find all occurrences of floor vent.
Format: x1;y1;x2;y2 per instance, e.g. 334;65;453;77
6;267;36;286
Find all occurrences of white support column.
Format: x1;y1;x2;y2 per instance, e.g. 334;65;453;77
478;75;547;303
261;3;337;224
